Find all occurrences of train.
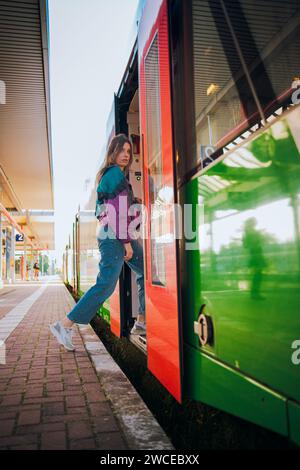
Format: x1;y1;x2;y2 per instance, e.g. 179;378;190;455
63;0;300;446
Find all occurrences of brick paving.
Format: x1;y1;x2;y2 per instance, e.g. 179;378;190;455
0;280;128;450
0;286;38;320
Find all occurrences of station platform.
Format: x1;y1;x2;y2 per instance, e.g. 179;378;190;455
0;277;173;450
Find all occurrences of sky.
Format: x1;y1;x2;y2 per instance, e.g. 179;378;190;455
48;0;139;267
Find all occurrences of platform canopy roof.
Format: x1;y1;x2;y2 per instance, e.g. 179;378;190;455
0;0;54;250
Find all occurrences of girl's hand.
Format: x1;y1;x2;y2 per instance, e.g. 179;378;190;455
124;243;133;261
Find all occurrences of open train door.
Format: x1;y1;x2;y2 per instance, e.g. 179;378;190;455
139;0;182;402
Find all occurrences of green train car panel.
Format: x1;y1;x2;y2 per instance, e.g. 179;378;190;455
182;106;300;444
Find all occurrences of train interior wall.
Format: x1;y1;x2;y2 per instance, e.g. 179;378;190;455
127;89;144;326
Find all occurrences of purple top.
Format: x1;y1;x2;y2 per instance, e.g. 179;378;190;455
95;165;141;244
98;189;140;244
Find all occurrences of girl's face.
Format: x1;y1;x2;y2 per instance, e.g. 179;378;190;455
115;142;131;170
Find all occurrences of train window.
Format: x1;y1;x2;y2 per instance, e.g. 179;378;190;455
231;0;300;115
145;34;166;286
191;0;258;169
191;0;300;172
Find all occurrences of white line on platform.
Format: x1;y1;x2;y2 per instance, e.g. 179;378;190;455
0;284;48;342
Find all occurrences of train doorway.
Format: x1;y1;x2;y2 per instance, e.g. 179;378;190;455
126;90;146;351
113;43;146;350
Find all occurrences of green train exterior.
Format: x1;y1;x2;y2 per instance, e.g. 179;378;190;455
169;0;300;445
181;108;300;446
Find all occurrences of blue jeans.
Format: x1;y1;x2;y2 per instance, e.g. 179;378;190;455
67;225;145;325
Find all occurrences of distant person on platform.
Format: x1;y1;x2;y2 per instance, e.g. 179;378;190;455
33;261;40;281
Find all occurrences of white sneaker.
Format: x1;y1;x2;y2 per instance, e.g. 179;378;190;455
130;321;146;335
49;321;75;351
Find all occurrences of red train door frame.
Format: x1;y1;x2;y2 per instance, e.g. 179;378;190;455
139;0;182;402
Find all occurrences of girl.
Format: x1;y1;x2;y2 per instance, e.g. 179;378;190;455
50;134;145;351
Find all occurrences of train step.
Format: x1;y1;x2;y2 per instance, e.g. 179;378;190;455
129;332;147;354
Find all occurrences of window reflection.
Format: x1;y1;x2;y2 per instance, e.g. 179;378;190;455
79;211;99;292
198;114;300;300
192;0;257;166
145;35;166;286
235;0;300;113
191;0;300;171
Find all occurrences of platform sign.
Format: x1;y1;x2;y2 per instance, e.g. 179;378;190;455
16;234;24;242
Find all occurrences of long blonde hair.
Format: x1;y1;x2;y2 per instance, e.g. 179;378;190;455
96;133;133;184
